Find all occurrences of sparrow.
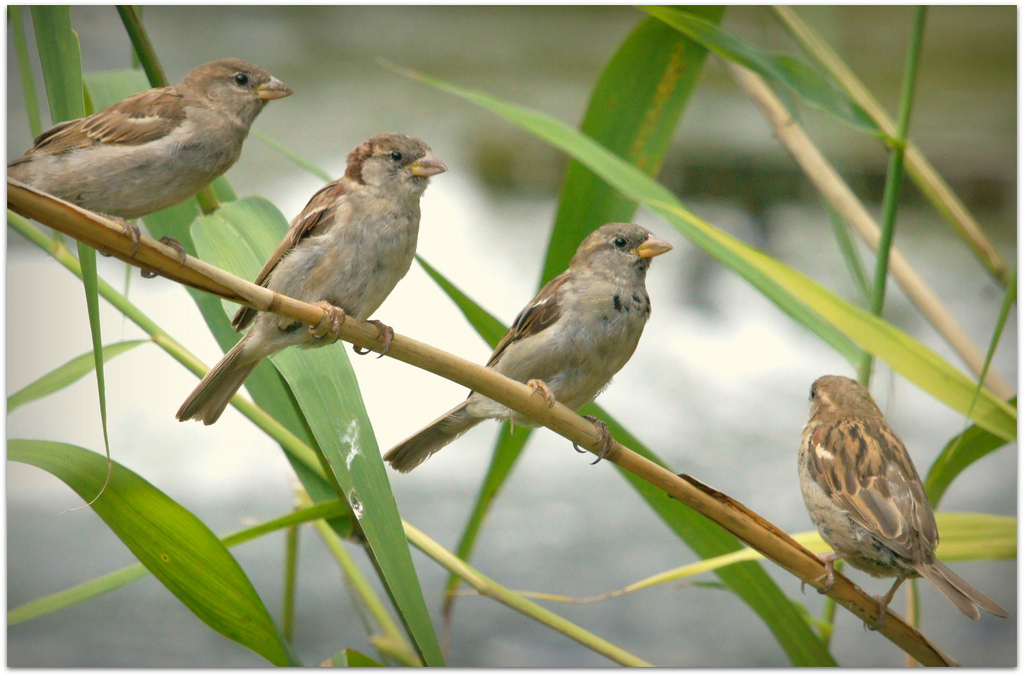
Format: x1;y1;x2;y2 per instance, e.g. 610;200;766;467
799;375;1008;625
176;133;447;425
8;58;292;251
384;222;672;473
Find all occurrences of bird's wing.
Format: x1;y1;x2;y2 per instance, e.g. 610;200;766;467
232;179;352;330
26;87;187;155
806;418;938;562
485;272;568;368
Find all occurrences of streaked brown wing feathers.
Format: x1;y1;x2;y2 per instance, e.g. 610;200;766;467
232;180;350;330
29;88;186;154
808;419;934;560
485;273;567;368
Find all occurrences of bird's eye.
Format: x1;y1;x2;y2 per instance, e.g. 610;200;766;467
234;73;250;86
390;150;403;162
809;387;816;401
614;237;628;248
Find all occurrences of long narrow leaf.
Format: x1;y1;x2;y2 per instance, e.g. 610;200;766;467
192;197;444;666
542;8;724;283
8;339;147;412
401;69;1016;442
9;440;298;666
30;6;114;474
643;6;880;136
925;398;1016;508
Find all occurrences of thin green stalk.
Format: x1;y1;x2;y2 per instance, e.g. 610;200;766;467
311;518;421;667
10;6;43;137
115;5;167;86
282;521;300;642
965;270;1016;415
826;204;870;303
115;5;219;214
858;6;926;385
251;129;333;182
905;580;920;666
404;522;653;667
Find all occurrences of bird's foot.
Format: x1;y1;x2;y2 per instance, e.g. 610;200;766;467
809;552;841;595
868;578;904;631
352;319;394;358
309;301;346;342
572;415;614;465
141;236;188;278
527;379;555;408
116;217;141;259
160;236;188;266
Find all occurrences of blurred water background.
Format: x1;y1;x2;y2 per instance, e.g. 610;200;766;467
6;6;1016;667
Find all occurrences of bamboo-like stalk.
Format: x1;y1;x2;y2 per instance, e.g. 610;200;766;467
771;5;1011;289
8;180;961;666
723;63;1013;400
5;208;654;667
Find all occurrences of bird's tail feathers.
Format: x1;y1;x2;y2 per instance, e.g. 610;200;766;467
384;402;479;473
917;560;1008;620
176;339;259;425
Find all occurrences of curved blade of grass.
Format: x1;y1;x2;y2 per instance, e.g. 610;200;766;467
643;6;881;136
542;8;724;283
8;339;148;412
9;499;347;626
925;273;1017;505
527;512;1015;603
9;439;298;666
31;6;114;480
417;258;834;665
401;69;1016;442
192;198;444;666
926;398;1015;508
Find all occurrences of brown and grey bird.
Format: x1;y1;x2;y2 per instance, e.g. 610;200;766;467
384;222;672;473
799;375;1008;624
176;133;447;425
8;58;292;220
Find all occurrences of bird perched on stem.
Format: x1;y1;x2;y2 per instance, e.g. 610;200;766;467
385;222;672;473
176;133;447;425
799;375;1008;625
8;58;292;251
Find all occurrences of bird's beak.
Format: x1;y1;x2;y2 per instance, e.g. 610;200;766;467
256;77;294;101
634;236;673;258
410;151;448;177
